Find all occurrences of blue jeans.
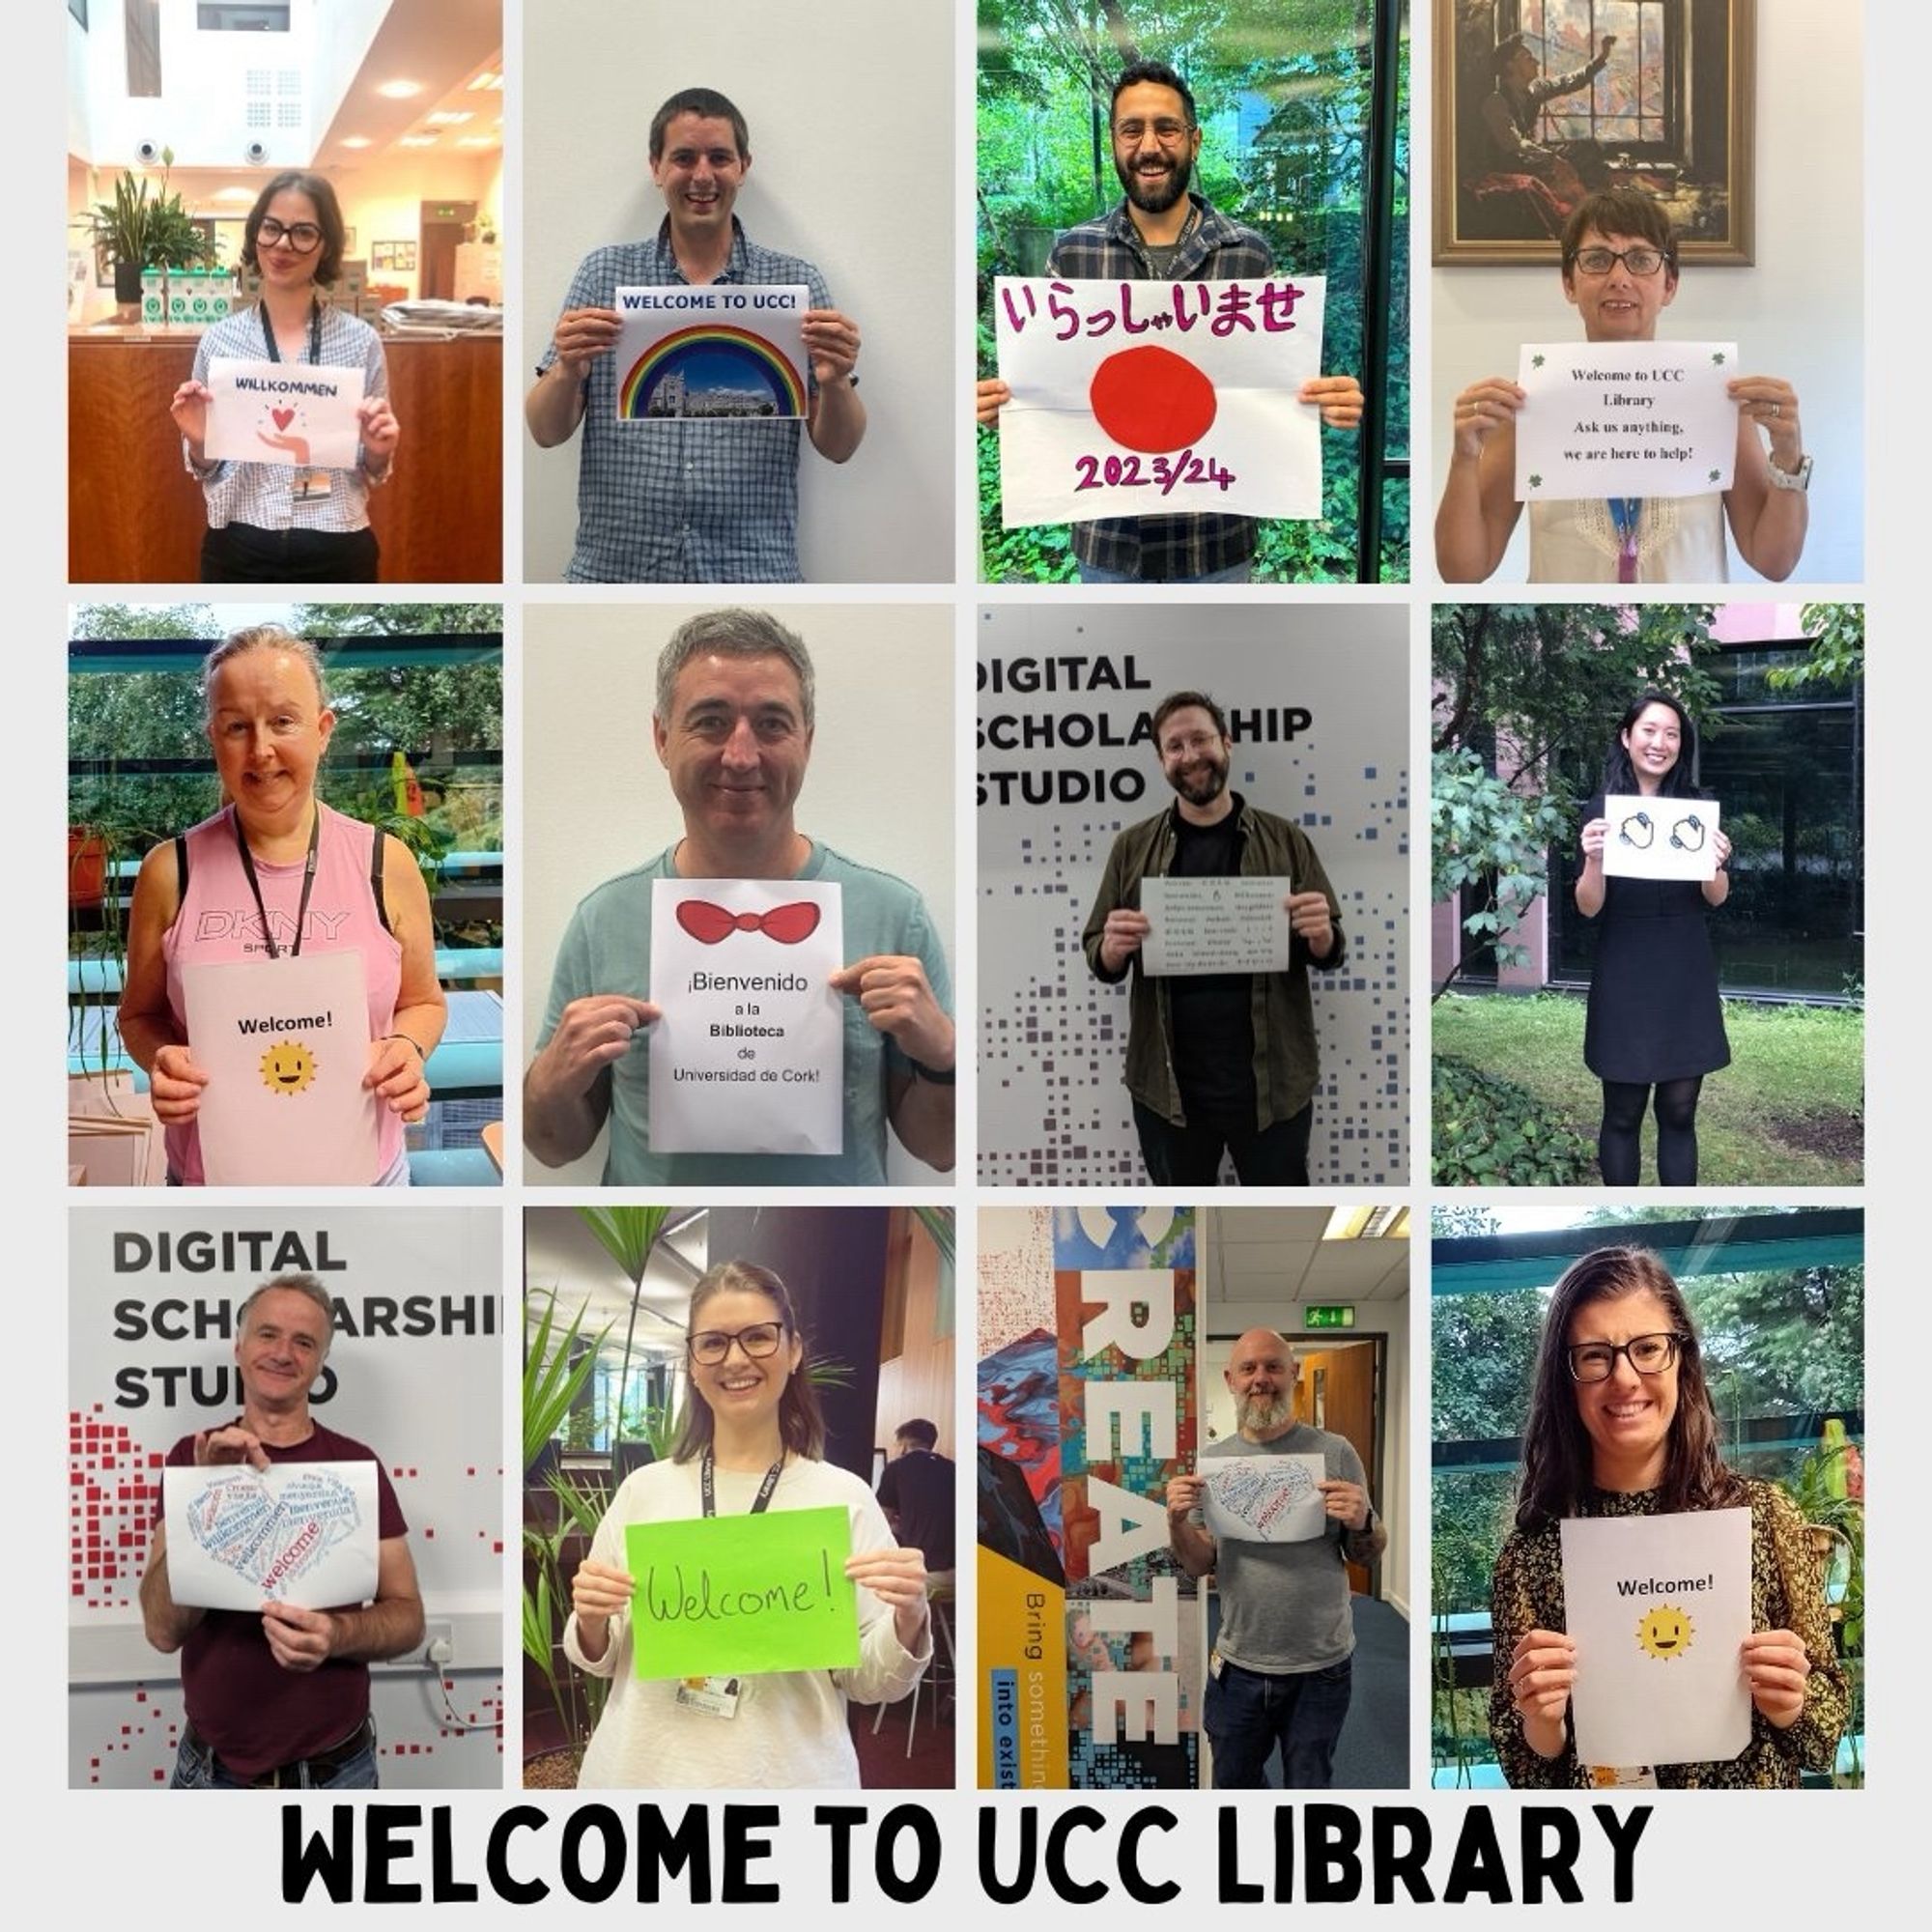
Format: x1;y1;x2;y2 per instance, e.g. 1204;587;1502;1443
1075;558;1252;584
1204;1656;1352;1789
170;1725;379;1790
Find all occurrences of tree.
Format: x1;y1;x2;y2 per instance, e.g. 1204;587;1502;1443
1764;603;1863;694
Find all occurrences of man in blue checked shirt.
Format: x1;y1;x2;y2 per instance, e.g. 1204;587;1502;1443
527;87;866;582
977;60;1365;583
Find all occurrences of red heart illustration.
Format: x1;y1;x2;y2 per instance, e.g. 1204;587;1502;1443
271;407;296;430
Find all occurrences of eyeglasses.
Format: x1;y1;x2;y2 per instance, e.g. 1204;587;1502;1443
1569;245;1669;277
688;1321;787;1366
1160;732;1224;757
258;218;324;254
1566;1332;1685;1382
1112;118;1192;145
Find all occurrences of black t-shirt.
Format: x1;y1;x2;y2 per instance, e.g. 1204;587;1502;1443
1166;812;1257;1126
877;1450;955;1571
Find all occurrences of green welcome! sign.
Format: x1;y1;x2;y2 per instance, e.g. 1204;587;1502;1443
625;1506;860;1679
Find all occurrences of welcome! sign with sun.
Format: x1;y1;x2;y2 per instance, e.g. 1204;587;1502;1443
180;950;381;1184
1559;1506;1752;1769
993;273;1326;527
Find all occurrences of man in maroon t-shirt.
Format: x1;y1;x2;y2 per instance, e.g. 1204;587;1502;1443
140;1273;424;1788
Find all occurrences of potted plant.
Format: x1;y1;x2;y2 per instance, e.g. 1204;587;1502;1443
88;171;154;310
1784;1423;1864;1787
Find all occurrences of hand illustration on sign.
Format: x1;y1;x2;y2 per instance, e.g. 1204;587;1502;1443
1616;810;1655;850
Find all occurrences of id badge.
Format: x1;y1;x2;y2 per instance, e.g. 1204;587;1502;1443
673;1676;742;1719
295;468;333;500
1589;1765;1660;1790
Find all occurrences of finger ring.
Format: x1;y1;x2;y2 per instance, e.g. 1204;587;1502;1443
1767;401;1780;417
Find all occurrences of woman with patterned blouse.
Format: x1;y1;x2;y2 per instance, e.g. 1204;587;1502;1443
1492;1245;1846;1788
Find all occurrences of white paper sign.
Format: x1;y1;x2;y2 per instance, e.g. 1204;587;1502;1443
205;357;368;469
164;1461;380;1610
1560;1507;1752;1769
1515;341;1739;501
995;273;1326;526
1601;793;1723;882
1140;875;1293;977
181;951;382;1185
612;284;810;421
647;879;845;1155
1203;1453;1326;1544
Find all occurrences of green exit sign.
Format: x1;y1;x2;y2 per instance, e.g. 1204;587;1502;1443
1303;1305;1355;1329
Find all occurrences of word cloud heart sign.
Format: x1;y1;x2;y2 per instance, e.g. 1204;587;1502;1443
164;1462;379;1610
1601;794;1723;882
205;358;368;469
1515;342;1739;500
995;273;1326;525
648;879;844;1154
1202;1453;1326;1544
181;950;381;1184
625;1507;859;1679
614;284;809;421
1140;875;1293;977
1560;1506;1752;1769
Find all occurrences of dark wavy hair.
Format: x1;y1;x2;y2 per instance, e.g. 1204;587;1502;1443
1560;188;1679;281
1151;689;1230;744
1599;689;1703;799
1111;60;1197;128
242;172;348;287
1514;1246;1746;1529
669;1260;826;1463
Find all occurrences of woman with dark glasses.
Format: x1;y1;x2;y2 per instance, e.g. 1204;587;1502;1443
169;172;400;581
563;1261;930;1787
1491;1247;1843;1788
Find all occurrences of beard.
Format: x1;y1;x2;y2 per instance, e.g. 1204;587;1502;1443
1236;1389;1293;1434
1165;751;1230;808
1116;148;1194;215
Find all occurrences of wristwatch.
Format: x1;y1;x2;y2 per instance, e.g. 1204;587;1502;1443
1767;452;1812;493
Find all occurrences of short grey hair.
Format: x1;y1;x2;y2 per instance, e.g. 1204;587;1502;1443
654;609;815;728
237;1273;338;1360
202;623;330;719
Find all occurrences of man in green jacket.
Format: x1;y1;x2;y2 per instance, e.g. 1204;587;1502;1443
1081;690;1345;1184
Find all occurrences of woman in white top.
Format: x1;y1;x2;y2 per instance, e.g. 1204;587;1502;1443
1435;189;1808;583
565;1260;931;1788
169;172;400;582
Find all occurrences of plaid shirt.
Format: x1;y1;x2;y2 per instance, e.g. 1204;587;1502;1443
1046;194;1273;580
187;303;388;533
538;219;833;582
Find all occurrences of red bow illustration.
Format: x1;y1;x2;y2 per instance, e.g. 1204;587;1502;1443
674;899;823;945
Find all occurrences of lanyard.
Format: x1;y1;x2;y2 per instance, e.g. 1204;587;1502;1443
1608;497;1642;583
700;1449;784;1519
233;806;320;960
261;297;323;364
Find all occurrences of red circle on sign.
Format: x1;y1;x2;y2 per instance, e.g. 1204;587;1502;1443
1089;344;1217;453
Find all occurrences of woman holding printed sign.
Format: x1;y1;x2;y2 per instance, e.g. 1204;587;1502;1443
1435;189;1807;582
1575;691;1731;1186
117;624;446;1185
168;173;400;582
1492;1247;1844;1789
564;1261;931;1789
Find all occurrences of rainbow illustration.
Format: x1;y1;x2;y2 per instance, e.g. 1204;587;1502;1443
618;324;807;420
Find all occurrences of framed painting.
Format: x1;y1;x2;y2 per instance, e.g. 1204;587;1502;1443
1434;0;1754;264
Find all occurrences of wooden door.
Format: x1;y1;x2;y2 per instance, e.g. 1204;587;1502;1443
1295;1341;1378;1594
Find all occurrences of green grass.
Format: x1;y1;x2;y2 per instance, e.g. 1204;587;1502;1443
1433;991;1863;1186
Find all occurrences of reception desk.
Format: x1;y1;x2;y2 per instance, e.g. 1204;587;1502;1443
69;327;502;584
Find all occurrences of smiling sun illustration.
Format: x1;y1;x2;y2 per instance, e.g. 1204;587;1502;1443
1634;1605;1695;1662
259;1038;320;1096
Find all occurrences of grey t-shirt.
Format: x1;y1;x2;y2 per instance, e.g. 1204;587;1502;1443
1201;1422;1368;1674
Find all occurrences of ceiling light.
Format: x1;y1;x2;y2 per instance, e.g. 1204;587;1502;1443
339;136;372;150
398;135;439;148
469;71;504;92
1322;1206;1409;1241
426;110;473;127
376;80;424;99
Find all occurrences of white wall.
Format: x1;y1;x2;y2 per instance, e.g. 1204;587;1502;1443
522;0;954;582
68;1206;503;1790
522;600;957;1183
977;603;1410;1187
1431;2;1864;583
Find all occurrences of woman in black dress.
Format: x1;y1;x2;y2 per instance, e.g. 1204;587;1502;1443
1575;693;1732;1184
